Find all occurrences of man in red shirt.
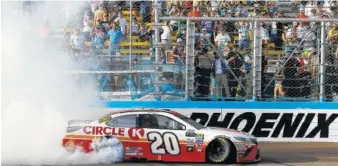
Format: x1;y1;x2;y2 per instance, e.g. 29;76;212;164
296;6;309;26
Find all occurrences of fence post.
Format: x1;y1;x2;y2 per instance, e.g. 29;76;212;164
185;20;195;100
154;0;161;101
129;1;132;69
320;21;326;102
252;20;262;101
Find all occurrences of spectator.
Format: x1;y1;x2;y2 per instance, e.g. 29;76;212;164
214;29;231;53
91;26;105;55
283;55;301;97
114;12;128;41
243;49;253;98
201;13;215;43
296;5;309;26
235;21;250;50
210;0;220;12
83;12;94;42
212;52;230;98
107;22;122;56
138;24;148;42
172;38;185;89
261;23;270;45
305;0;317;17
70;29;84;56
235;2;248;17
327;23;338;44
161;21;172;56
274;62;286;101
266;1;278;15
302;27;316;52
188;6;201;25
284;22;298;55
297;23;309;40
170;38;185;63
194;48;213;99
199;28;211;49
93;4;107;26
226;44;242;97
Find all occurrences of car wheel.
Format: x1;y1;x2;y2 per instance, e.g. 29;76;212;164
206;137;231;163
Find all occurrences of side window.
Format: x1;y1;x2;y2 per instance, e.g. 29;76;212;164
139;114;185;130
106;115;137;128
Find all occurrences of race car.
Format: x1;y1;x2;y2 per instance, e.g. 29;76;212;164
62;109;260;163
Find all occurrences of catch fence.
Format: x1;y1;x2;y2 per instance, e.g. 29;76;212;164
65;0;338;102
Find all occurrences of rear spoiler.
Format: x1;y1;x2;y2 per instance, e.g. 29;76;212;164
68;119;93;126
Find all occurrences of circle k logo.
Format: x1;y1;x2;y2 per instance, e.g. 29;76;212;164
128;128;145;140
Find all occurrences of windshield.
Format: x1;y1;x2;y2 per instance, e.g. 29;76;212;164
169;111;206;130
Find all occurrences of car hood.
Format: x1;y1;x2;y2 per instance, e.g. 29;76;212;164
200;127;255;138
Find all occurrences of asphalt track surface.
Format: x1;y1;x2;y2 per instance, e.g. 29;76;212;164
98;142;338;166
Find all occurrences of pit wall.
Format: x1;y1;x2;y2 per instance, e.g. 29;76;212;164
96;101;338;142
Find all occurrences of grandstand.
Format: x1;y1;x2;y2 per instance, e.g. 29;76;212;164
63;0;338;102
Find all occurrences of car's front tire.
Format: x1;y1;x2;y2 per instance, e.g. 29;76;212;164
206;137;234;163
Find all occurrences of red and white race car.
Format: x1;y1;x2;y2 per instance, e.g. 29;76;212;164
62;109;260;163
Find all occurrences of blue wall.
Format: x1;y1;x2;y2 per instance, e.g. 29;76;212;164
99;101;338;109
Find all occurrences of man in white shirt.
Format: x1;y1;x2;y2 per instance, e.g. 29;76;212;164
161;21;172;51
214;30;231;54
212;52;230;98
115;12;128;39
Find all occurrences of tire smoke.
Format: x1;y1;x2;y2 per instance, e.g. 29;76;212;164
1;1;123;165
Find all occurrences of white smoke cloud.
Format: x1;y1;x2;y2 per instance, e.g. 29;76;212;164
1;1;123;165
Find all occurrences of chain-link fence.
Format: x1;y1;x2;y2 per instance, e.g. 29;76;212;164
64;0;338;102
262;20;321;101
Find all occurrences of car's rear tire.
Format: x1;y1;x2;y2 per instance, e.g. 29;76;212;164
206;137;233;163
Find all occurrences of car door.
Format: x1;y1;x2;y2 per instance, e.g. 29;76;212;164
138;113;190;162
105;114;147;160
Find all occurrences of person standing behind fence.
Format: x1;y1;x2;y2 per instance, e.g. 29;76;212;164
114;12;128;41
91;26;105;55
327;23;338;44
235;21;249;50
284;22;298;56
212;52;230;99
194;48;213;99
161;21;172;58
214;29;231;55
107;22;122;56
243;49;253;98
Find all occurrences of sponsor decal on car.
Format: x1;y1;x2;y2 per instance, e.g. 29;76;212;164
186;138;195;147
186;146;193;152
82;127;146;139
196;133;204;139
64;140;75;152
128;128;145;140
83;126;125;136
190;112;338;138
125;147;143;156
147;132;181;155
196;147;203;152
